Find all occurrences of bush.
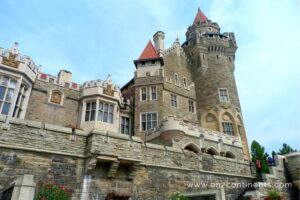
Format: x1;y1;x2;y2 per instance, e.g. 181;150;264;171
34;180;72;200
264;188;283;200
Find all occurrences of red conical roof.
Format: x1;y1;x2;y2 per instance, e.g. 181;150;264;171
138;40;159;60
193;7;208;24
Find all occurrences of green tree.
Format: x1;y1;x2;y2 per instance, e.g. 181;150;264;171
251;140;269;173
277;143;297;155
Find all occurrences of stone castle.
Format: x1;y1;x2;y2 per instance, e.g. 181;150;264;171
0;8;258;200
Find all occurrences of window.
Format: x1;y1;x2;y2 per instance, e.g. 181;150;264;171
13;84;27;118
141;113;157;131
188;100;195;113
183;77;187;87
141;87;147;101
151;86;157;100
222;122;234;135
219;88;229;102
98;102;114;123
120;116;130;135
174;74;178;84
0;76;17;115
85;101;96;121
171;94;177;107
151;60;155;64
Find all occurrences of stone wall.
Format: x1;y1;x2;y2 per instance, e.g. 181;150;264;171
25;79;80;127
0;116;255;199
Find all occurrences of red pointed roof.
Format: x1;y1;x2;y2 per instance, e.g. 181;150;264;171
138;40;159;60
193;7;208;24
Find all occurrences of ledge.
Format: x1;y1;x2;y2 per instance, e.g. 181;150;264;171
141;162;255;179
0;144;87;158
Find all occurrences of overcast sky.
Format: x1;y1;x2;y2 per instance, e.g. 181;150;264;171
1;0;299;154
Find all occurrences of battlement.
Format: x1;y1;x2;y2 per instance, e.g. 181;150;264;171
188;20;220;32
37;73;80;90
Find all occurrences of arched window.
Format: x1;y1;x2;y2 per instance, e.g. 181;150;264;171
206;147;219;156
225;151;236;159
0;76;17;115
184;143;200;154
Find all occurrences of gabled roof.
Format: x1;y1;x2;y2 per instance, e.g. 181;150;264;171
193;7;208;24
138;40;159;60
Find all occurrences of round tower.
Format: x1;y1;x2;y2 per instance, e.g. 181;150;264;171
183;8;250;160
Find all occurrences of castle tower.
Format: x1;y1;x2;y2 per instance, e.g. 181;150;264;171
183;8;250;160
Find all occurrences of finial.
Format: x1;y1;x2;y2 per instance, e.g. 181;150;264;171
106;74;112;84
10;41;19;55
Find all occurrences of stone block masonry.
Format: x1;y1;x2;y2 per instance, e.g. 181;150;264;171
0;115;255;199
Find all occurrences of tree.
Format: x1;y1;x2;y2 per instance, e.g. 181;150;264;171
277;143;297;155
251;140;269;173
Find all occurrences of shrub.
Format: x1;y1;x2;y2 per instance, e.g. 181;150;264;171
34;180;72;200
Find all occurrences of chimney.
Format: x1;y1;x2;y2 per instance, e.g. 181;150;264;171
153;31;165;56
58;70;72;83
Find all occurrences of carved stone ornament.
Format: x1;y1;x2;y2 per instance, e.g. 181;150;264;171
50;91;62;104
103;84;114;97
2;52;20;68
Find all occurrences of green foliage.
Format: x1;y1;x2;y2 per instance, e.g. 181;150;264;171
34;181;72;200
277;143;297;155
266;188;281;200
251;140;269;173
169;192;188;200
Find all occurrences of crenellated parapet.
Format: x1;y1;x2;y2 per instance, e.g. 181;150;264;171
37;73;80;90
0;43;40;83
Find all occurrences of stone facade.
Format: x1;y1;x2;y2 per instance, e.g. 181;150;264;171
0;7;262;200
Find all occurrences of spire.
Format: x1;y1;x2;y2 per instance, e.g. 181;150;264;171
138;40;159;60
193;7;208;24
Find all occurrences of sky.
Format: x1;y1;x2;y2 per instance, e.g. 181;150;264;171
0;0;299;154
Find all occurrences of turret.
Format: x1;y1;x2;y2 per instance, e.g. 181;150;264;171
183;8;250;160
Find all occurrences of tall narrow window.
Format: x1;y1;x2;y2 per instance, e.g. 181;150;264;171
13;84;27;118
188;100;195;113
120;116;130;135
151;86;157;100
0;76;17;115
98;102;114;123
85;102;96;121
183;77;187;87
171;94;177;107
219;88;229;102
141;87;147;101
222;122;234;135
141;113;157;131
174;74;178;84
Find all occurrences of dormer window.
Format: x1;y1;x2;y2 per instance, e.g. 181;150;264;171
0;76;17;115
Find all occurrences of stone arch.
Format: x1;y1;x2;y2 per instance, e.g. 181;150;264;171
183;142;200;154
201;112;219;131
225;151;236;159
220;111;237;136
206;146;219;156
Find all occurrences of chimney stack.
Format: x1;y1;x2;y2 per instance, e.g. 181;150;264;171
58;70;72;83
153;31;165;56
